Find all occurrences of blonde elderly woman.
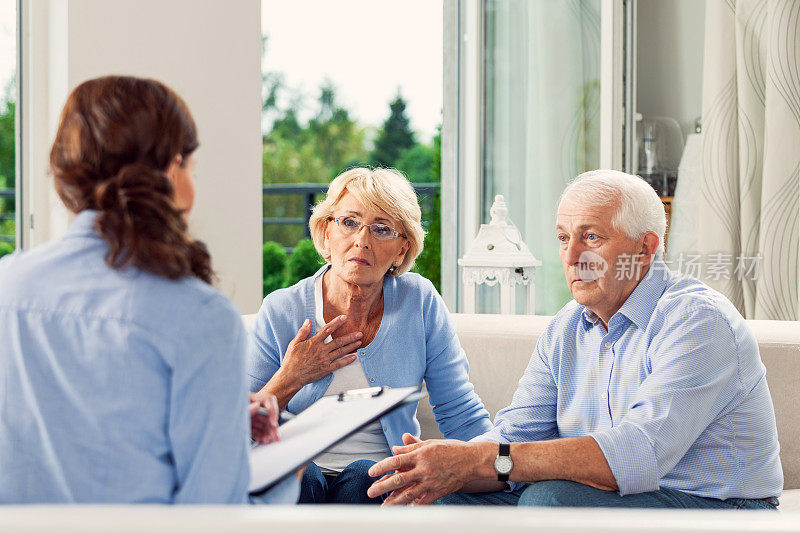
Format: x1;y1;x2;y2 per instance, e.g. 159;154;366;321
248;167;491;504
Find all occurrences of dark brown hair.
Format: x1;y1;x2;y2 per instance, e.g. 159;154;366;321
50;75;213;283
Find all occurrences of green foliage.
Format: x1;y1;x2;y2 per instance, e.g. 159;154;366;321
411;127;442;291
263;81;368;184
262;242;288;297
0;99;13;188
0;241;12;259
262;81;368;248
413;192;441;292
369;93;415;168
395;143;435;183
431;124;442;178
285;238;324;287
0;80;16;243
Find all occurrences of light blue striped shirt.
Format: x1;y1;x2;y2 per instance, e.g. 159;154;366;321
479;261;783;499
0;210;297;504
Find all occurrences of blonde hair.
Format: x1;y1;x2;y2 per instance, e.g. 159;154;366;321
309;168;425;275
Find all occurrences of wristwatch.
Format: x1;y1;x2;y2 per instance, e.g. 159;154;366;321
493;443;513;482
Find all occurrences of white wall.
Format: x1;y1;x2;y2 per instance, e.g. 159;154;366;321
636;0;705;138
22;0;263;313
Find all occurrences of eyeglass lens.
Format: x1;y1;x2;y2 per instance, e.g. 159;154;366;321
337;216;396;240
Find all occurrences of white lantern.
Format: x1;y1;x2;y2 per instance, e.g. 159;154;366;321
458;195;542;314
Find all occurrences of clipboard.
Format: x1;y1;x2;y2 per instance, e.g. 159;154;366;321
248;385;423;493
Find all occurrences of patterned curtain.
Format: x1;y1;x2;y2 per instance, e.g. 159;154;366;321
698;0;800;320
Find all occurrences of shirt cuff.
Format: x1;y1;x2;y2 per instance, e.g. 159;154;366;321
248;473;300;505
590;423;660;496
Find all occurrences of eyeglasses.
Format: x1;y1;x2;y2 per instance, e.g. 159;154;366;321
330;216;405;241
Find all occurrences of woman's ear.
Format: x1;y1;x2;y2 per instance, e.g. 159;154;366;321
164;154;183;186
323;218;332;252
395;239;411;266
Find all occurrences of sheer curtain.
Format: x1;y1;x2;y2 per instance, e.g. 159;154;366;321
482;0;601;314
696;0;799;320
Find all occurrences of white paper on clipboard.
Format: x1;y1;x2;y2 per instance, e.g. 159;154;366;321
248;385;422;493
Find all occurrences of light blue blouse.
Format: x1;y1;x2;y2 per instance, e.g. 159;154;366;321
0;210;296;504
248;266;492;448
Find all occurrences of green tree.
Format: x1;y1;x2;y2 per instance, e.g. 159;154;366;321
306;81;369;178
285;238;323;287
0;241;13;258
262;83;368;248
412;126;441;291
0;80;16;243
395;143;435;183
370;93;415;168
263;241;288;297
0;99;13;186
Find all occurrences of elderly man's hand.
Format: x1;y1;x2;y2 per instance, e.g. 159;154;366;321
366;433;485;506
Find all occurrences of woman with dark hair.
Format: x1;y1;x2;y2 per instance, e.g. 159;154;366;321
0;76;293;504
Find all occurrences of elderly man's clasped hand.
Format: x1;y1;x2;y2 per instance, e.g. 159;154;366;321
367;434;492;506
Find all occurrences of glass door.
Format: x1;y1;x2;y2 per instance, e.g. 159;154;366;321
481;0;604;313
443;0;631;313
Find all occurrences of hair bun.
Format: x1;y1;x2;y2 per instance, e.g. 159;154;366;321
95;162;172;212
93;161;210;281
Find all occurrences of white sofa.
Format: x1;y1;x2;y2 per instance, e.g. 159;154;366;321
418;314;800;510
2;314;799;532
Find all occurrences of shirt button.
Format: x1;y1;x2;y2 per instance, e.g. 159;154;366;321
604;342;612;348
369;378;375;383
601;392;608;400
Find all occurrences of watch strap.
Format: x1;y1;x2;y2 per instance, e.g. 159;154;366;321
497;443;511;482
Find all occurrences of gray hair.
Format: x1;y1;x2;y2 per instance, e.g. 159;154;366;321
559;169;666;255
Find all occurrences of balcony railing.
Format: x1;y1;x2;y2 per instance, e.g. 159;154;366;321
0;182;442;245
263;182;441;241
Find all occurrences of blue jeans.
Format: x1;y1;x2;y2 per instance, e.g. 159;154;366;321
299;460;382;504
519;481;778;509
435;488;524;506
438;481;778;510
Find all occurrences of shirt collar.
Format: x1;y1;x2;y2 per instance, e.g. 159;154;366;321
580;258;670;331
63;210;100;239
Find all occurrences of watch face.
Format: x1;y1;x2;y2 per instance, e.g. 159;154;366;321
494;455;513;475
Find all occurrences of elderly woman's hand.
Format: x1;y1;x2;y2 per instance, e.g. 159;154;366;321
268;316;362;406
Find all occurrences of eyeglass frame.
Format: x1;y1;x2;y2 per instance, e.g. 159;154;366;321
328;216;406;240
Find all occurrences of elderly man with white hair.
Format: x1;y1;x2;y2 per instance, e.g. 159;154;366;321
367;170;783;510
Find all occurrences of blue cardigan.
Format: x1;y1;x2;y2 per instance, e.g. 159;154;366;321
247;266;491;448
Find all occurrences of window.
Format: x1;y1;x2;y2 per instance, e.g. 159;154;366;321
260;0;443;296
0;0;17;257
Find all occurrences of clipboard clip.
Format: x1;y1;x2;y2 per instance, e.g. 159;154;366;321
338;386;387;402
